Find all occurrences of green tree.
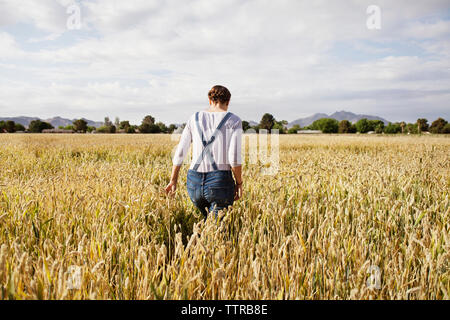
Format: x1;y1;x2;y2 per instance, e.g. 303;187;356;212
104;117;113;127
368;120;384;133
28;120;53;133
399;121;406;134
0;121;5;132
140;115;160;133
96;125;116;133
443;123;450;134
242;121;251;132
272;120;287;134
338;120;352;133
384;122;401;134
5;120;16;133
142;115;155;126
140;123;160;133
259;113;275;131
73;119;88;133
417;118;429;133
101;116;116;133
288;124;301;134
156;122;167;133
429;118;448;134
119;121;131;130
355;118;371;133
167;124;177;133
406;123;418;134
14;123;26;132
310;118;339;133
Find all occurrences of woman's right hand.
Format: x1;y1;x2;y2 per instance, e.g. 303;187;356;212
165;180;177;195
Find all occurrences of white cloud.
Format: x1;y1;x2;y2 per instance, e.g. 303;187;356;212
0;0;72;33
0;0;449;124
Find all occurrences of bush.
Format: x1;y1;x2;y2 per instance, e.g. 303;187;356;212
96;125;116;133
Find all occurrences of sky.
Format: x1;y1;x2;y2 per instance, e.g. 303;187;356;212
0;0;449;125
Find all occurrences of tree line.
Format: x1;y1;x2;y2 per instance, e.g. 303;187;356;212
245;113;450;134
0;115;179;134
1;113;449;134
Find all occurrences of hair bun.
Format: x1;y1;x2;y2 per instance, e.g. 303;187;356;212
208;85;231;104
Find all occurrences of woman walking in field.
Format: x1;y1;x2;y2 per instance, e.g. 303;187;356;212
165;85;243;219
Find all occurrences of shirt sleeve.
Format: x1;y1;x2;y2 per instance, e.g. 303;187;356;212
228;119;242;167
172;120;192;166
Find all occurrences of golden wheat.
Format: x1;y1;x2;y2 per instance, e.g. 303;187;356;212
0;133;448;299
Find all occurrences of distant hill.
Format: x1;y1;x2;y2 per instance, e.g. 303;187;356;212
288;111;389;128
288;113;328;128
0;116;103;128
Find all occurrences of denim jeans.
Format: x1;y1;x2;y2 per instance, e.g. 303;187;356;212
186;169;235;218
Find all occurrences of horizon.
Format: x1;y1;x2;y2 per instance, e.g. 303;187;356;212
1;109;400;126
1;1;449;124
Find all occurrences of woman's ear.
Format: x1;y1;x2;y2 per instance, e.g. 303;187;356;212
208;98;212;105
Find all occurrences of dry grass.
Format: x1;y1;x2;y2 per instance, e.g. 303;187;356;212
0;133;448;299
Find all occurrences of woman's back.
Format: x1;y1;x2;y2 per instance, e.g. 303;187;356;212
173;111;242;172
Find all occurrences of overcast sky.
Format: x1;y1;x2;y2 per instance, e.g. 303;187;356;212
0;0;449;124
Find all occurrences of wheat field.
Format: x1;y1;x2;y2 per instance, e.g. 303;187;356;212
0;133;448;300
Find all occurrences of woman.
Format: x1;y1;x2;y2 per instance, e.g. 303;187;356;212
165;85;243;219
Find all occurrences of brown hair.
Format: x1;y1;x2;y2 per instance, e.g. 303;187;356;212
208;85;231;104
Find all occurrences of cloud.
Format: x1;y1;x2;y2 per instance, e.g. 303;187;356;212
0;0;72;33
0;0;449;124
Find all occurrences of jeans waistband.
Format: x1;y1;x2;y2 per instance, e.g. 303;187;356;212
187;169;232;178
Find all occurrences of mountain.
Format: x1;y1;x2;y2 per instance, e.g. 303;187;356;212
0;116;40;127
288;113;328;128
0;116;103;128
328;111;389;125
288;111;389;128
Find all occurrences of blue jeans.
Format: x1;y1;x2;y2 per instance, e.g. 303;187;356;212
186;169;235;218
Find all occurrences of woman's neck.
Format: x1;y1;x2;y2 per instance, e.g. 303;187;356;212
207;104;228;112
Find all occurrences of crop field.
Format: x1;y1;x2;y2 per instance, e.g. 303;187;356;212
0;134;448;300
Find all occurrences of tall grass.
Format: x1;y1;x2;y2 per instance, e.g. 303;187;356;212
0;134;448;299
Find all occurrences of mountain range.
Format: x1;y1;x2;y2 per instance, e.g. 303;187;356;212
0;116;103;128
287;111;389;128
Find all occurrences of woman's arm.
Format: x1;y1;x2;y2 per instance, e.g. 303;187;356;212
165;121;191;195
231;165;243;200
229;119;243;200
165;165;181;194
